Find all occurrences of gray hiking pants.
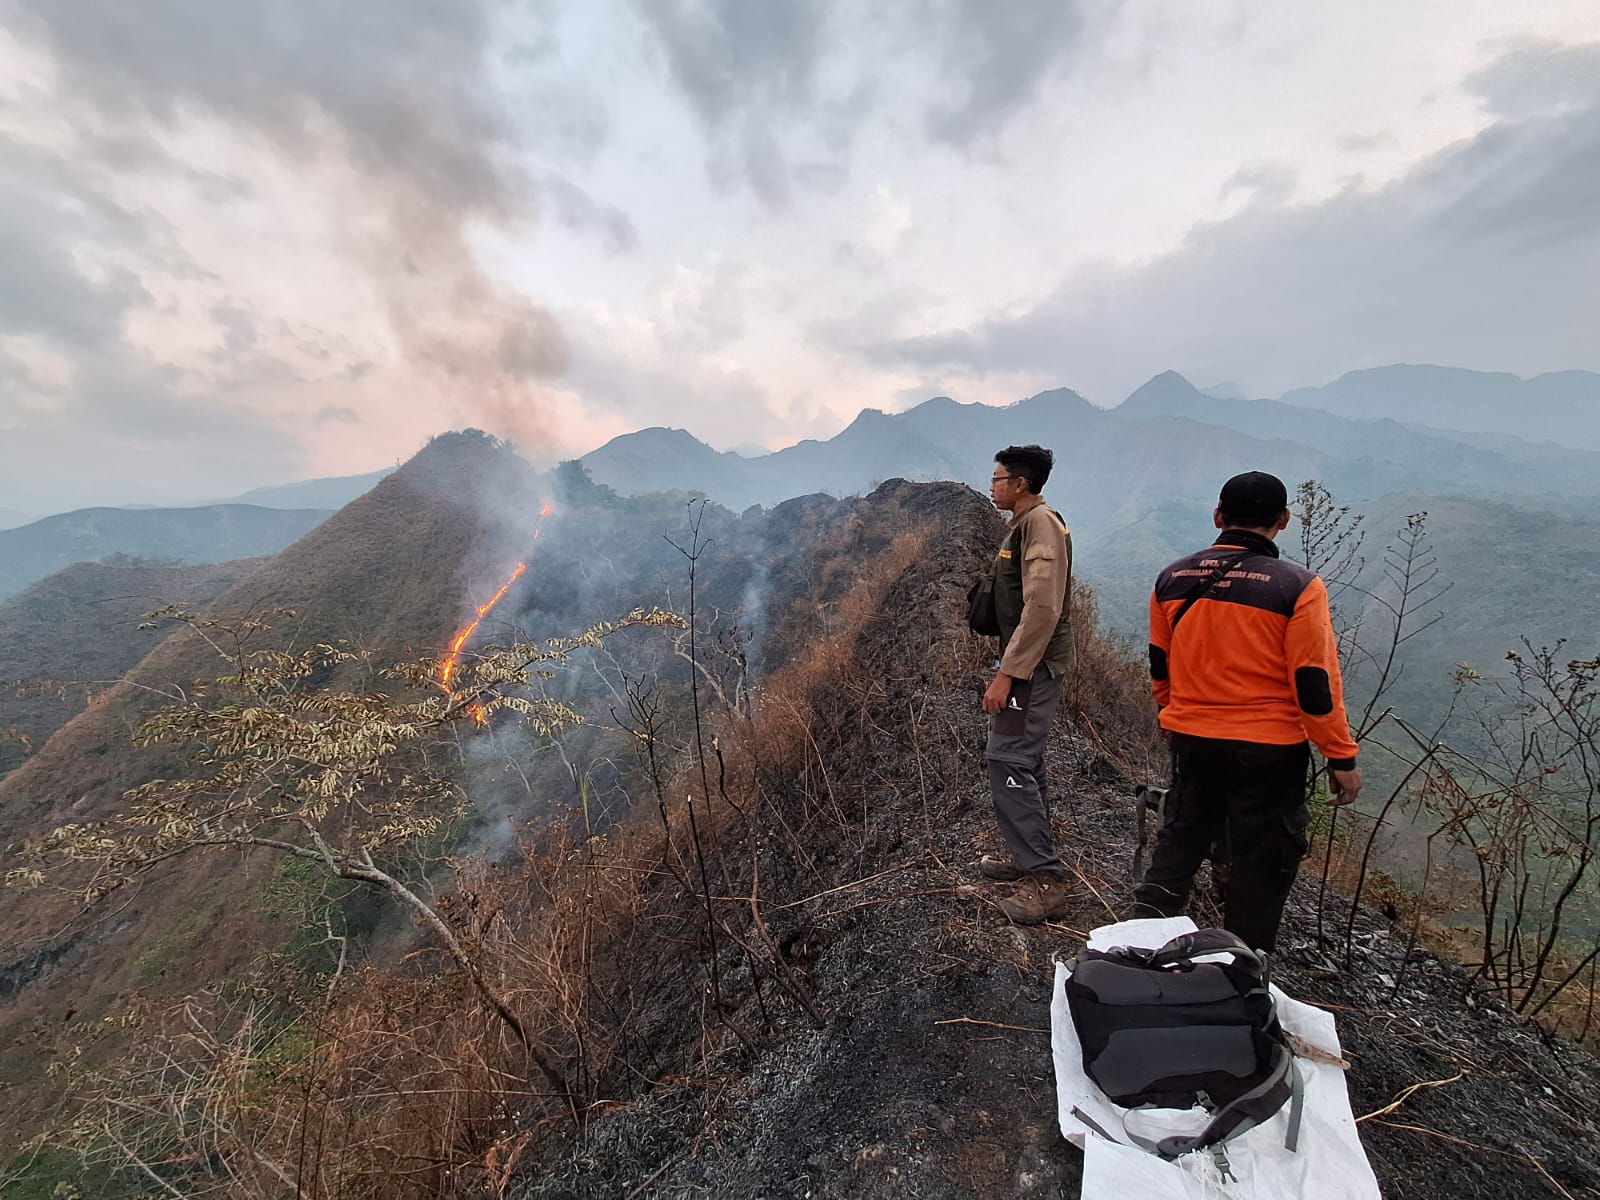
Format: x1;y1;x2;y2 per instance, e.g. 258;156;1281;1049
985;665;1067;879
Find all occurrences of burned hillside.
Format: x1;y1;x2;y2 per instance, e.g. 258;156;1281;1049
490;482;1599;1199
0;433;762;1149
4;474;1598;1199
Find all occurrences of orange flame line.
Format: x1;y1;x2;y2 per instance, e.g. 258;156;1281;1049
439;561;527;691
438;504;556;720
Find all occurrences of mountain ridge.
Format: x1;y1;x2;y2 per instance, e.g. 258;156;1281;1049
1278;364;1600;450
0;504;334;603
206;466;395;510
583;371;1600;526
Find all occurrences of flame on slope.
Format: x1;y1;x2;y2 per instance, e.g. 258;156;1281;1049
438;503;555;723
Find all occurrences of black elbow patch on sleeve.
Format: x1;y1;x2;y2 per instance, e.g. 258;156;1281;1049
1149;644;1168;681
1295;667;1334;716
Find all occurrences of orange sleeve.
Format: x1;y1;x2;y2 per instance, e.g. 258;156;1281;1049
1148;586;1172;710
1284;576;1360;765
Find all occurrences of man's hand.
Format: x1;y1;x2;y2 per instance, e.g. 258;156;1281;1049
1328;767;1362;807
982;670;1015;714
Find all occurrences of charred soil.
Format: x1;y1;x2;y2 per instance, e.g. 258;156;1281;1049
514;481;1600;1200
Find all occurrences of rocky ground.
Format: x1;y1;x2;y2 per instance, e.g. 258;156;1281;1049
513;482;1600;1199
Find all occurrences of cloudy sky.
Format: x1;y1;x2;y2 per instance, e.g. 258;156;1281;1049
1;1;1595;512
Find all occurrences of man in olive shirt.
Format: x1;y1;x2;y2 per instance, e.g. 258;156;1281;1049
980;444;1075;924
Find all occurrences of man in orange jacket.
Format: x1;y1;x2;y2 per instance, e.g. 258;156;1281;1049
1131;471;1362;952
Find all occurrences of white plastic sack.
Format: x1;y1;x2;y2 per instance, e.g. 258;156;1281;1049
1051;917;1382;1200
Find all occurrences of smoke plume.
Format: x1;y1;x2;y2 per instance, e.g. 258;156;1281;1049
10;0;566;447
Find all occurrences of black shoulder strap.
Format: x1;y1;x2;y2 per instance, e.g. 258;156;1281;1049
1148;929;1262;976
1151;1045;1304;1159
1169;550;1253;631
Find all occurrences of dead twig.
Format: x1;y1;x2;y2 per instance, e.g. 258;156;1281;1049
1356;1068;1468;1122
1518;1146;1580;1200
770;857;929;910
624;1154;681;1200
1373;1123;1578;1199
1286;1032;1351;1069
1065;862;1118;920
1370;1119;1482;1150
1043;923;1091;938
933;1017;1048;1034
820;886;970;918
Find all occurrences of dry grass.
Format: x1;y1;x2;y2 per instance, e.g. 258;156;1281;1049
14;484;1225;1195
1062;580;1163;782
1305;814;1600;1050
27;504;942;1197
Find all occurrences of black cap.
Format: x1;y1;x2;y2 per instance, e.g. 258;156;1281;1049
1218;471;1289;525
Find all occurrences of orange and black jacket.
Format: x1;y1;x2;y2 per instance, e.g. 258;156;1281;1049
1148;529;1359;769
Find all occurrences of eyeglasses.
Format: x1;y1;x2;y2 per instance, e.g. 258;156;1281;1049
990;473;1019;485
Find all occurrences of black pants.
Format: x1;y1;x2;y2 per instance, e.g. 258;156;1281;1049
1133;733;1311;952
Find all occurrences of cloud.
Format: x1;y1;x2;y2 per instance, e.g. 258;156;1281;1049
0;0;636;498
12;1;509;204
1465;39;1600;119
1336;131;1397;155
0;167;144;348
538;173;640;253
630;0;842;207
1220;163;1298;207
560;258;791;443
831;41;1600;403
631;0;1090;206
0;343;308;509
921;0;1088;147
633;0;828;132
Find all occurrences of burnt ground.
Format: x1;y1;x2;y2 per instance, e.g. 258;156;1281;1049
514;482;1600;1200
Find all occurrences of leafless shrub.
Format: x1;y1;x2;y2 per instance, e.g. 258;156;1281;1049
1296;485;1599;1039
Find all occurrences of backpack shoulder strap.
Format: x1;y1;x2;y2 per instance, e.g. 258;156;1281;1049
1148;929;1263;976
1170;550;1254;631
1151;1045;1305;1159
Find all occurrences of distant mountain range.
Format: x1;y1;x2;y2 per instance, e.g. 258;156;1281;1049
0;505;334;602
0;470;389;600
1117;371;1600;501
5;362;1597;658
203;467;394;510
1279;365;1600;451
576;364;1600;710
581;366;1600;525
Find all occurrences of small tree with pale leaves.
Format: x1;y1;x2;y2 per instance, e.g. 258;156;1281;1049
9;602;682;1102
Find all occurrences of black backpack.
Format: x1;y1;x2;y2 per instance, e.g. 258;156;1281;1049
966;573;1001;636
1064;929;1303;1161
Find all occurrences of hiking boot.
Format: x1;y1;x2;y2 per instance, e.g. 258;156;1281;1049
975;854;1025;882
996;873;1071;925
